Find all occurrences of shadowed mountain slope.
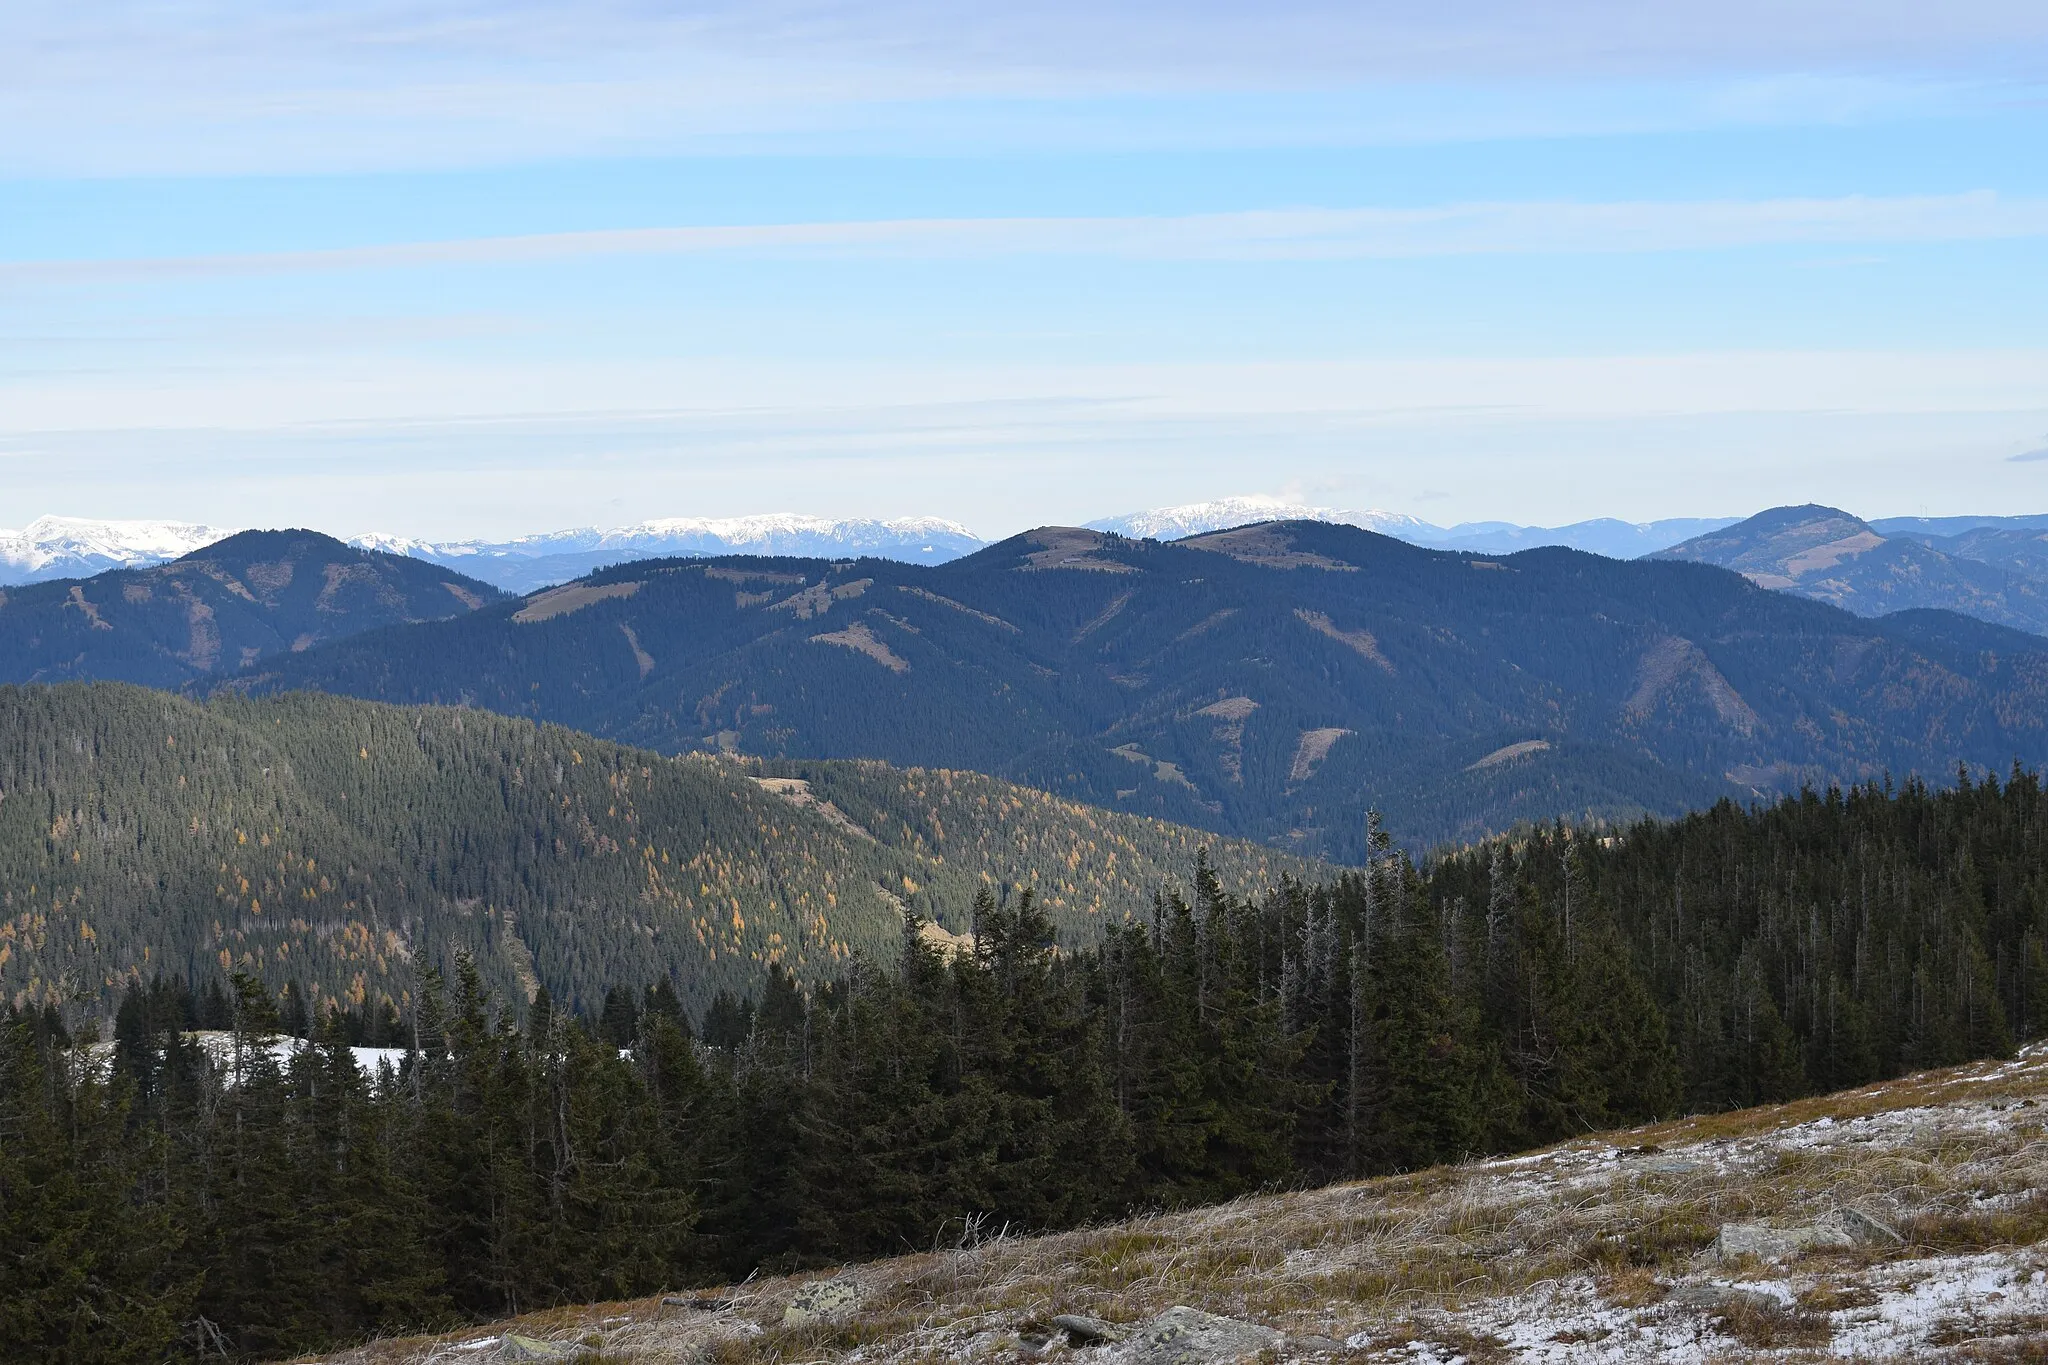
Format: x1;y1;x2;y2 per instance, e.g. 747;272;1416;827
232;521;2048;857
0;529;506;689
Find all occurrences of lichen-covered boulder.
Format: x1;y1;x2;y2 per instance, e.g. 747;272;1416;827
1713;1220;1853;1262
1112;1306;1281;1364
783;1277;863;1326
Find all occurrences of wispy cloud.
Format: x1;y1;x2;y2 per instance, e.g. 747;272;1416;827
4;2;2045;172
12;192;2048;284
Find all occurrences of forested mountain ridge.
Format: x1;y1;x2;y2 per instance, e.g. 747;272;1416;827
1657;503;2048;634
0;529;505;690
0;683;1323;1015
240;520;2048;856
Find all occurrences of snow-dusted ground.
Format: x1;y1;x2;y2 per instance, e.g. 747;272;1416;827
1324;1043;2048;1361
1378;1253;2048;1362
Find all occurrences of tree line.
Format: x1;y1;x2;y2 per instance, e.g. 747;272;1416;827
6;771;2046;1362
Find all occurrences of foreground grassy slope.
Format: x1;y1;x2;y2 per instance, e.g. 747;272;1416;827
0;684;1323;1014
311;1044;2048;1364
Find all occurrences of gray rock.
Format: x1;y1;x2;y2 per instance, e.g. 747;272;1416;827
1053;1314;1125;1345
498;1335;582;1362
1713;1220;1853;1262
1112;1306;1282;1364
782;1277;862;1326
1642;1158;1703;1175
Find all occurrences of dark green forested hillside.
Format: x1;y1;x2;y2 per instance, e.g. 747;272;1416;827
0;529;504;690
0;683;1323;1015
240;521;2048;856
7;769;2046;1362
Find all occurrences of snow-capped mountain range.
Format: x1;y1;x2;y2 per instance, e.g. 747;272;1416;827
351;515;988;593
1086;497;1436;542
0;516;238;584
0;501;1903;591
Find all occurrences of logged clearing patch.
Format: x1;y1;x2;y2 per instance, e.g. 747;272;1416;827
772;578;872;620
512;580;642;623
1017;527;1136;573
1293;608;1393;672
618;622;655;679
1625;635;1759;735
64;585;112;630
897;585;1020;632
1467;739;1552;771
1180;523;1359;571
1289;727;1354;782
809;621;908;673
750;776;878;841
706;566;805;586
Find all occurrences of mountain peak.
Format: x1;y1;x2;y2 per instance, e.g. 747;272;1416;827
1739;504;1871;533
178;527;361;565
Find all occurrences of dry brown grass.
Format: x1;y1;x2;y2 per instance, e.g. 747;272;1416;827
1714;1296;1832;1349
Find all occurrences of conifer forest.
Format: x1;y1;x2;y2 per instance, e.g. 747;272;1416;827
6;767;2045;1361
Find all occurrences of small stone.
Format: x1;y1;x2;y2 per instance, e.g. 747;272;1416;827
1285;1334;1344;1355
1113;1306;1282;1364
1668;1283;1783;1315
782;1277;862;1326
1053;1314;1125;1345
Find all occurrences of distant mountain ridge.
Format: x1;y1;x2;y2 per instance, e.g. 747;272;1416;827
235;519;2048;856
1656;505;2048;636
0;503;1763;593
19;502;2048;604
0;529;506;689
1085;498;1739;559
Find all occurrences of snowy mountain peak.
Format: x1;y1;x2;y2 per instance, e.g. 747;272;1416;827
347;513;991;593
0;515;235;583
622;513;975;540
1088;497;1435;542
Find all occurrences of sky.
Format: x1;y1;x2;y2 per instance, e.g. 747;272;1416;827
4;2;2048;540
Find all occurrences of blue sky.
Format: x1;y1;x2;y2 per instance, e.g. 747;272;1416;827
3;2;2047;539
